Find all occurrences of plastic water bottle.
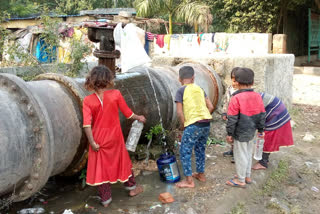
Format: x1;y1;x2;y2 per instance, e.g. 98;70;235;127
126;120;144;152
254;135;264;160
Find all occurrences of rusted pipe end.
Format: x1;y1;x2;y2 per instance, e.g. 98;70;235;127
0;73;54;202
34;73;89;176
175;61;223;111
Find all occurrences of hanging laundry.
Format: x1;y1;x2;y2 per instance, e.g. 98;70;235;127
197;33;204;45
73;28;83;41
211;33;215;43
156;35;165;48
67;28;74;37
144;32;149;55
146;32;157;41
200;33;205;42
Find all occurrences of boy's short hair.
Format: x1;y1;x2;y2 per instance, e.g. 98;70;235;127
179;66;194;80
230;67;239;78
232;67;254;85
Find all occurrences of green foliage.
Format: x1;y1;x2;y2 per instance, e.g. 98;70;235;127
134;0;212;33
145;124;166;141
55;0;94;15
207;137;225;146
0;11;92;77
7;0;40;17
228;202;248;214
207;0;311;33
79;168;87;189
261;159;289;196
67;39;91;77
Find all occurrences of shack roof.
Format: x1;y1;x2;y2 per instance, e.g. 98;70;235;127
80;8;136;16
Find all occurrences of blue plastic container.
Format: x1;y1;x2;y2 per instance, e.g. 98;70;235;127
156;153;180;183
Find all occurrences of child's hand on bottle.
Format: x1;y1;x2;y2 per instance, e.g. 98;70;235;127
91;142;100;151
226;135;233;143
137;115;146;123
222;113;227;121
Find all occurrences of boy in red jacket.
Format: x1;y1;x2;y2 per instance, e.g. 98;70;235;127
226;67;265;188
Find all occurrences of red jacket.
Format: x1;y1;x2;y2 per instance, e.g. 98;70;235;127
227;89;265;142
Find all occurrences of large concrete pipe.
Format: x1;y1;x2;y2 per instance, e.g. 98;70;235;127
0;62;222;202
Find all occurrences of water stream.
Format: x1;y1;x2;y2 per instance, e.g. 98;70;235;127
144;68;166;162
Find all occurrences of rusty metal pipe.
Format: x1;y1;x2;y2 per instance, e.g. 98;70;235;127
0;63;222;202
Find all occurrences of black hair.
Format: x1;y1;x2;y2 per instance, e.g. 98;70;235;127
232;67;254;85
179;66;194;80
84;65;114;91
231;67;239;78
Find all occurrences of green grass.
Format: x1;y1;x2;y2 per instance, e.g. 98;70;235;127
289;105;302;121
228;202;248;214
261;160;289;196
207;137;225;146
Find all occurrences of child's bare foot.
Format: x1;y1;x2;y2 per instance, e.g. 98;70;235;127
226;178;246;188
252;162;267;170
175;180;195;188
234;175;252;184
129;185;144;196
192;173;206;182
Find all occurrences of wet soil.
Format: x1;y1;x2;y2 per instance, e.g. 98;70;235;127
2;74;320;214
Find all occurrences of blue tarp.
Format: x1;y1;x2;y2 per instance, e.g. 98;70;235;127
35;38;57;63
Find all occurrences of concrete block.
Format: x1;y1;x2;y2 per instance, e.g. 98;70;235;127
273;34;287;54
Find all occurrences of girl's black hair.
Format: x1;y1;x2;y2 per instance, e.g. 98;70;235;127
231;67;254;85
84;65;114;91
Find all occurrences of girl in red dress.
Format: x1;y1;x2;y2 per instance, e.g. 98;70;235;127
82;65;146;207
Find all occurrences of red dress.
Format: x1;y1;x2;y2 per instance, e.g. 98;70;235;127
83;89;134;186
264;121;294;152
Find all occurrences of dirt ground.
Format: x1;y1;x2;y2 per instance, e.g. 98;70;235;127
2;74;320;214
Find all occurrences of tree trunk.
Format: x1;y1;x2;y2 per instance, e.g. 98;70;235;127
277;3;283;34
169;13;173;34
282;0;288;34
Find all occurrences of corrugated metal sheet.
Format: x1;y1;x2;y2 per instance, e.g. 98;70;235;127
8;8;136;21
8;14;83;21
80;8;136;16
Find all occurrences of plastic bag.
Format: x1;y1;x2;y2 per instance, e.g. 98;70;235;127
113;23;151;72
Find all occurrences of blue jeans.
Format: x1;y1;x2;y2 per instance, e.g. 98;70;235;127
180;123;210;176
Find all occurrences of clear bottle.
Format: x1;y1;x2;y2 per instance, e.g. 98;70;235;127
254;135;265;160
126;120;144;152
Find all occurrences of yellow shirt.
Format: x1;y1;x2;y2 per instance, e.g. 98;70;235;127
177;84;212;127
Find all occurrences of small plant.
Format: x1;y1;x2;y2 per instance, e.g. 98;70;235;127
207;137;225;146
145;124;167;142
261;159;289;196
229;202;247;214
78;168;87;189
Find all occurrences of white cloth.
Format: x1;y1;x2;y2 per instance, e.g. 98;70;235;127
113;23;151;72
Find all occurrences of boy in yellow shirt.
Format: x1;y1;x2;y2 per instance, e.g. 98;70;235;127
175;66;214;188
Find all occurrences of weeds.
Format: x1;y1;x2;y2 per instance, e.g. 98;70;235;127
261;160;289;196
78;168;87;189
207;137;225;146
289;105;302;121
0;11;92;78
228;202;247;214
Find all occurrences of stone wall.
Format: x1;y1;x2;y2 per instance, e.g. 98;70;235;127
152;54;295;109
